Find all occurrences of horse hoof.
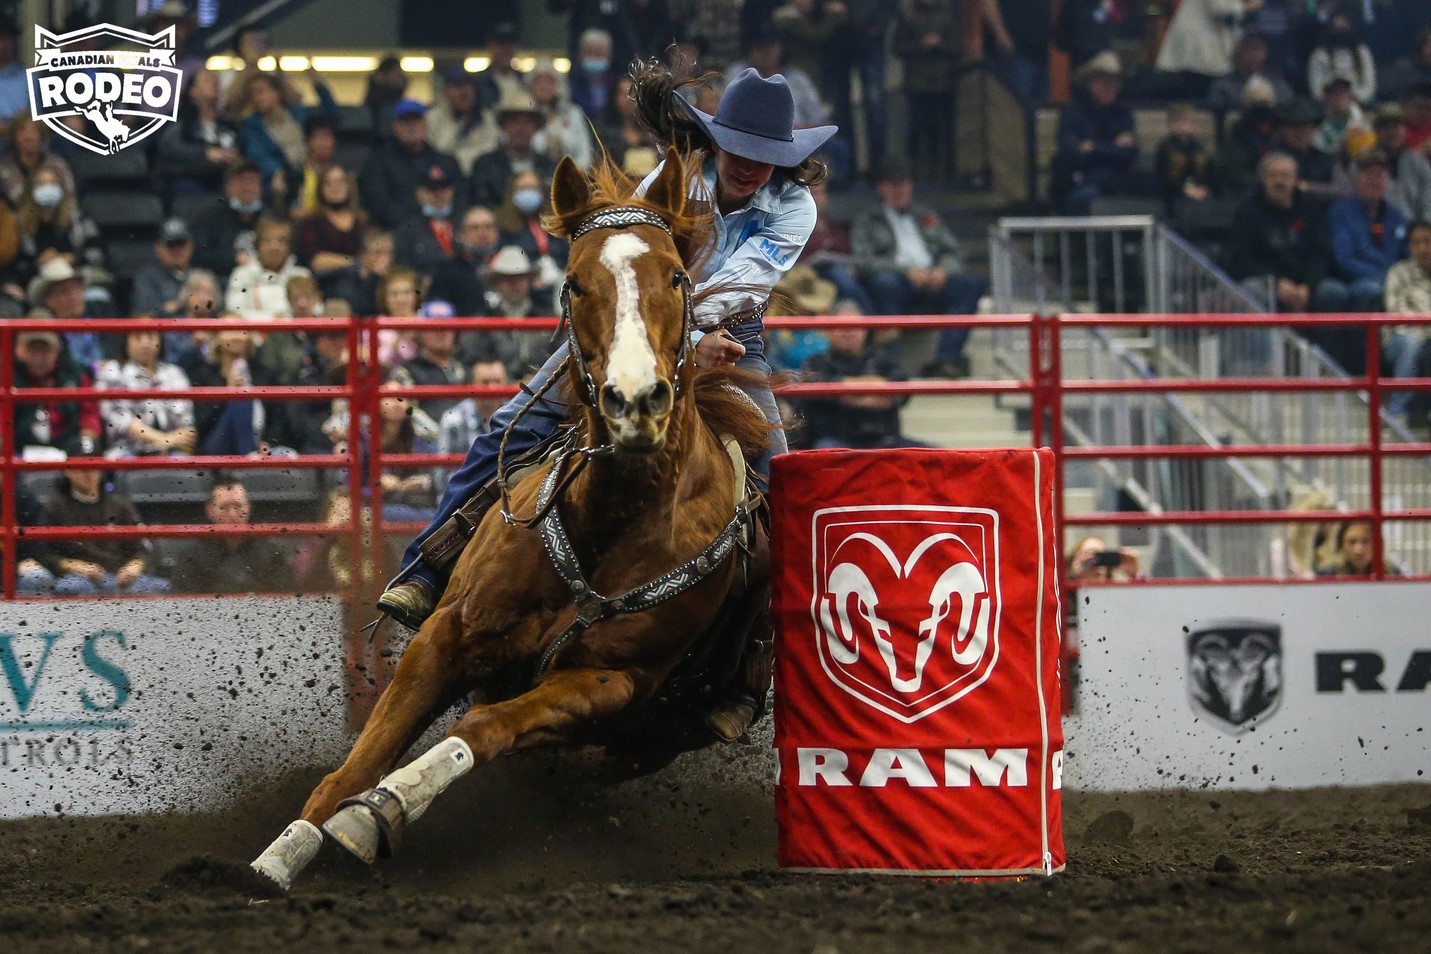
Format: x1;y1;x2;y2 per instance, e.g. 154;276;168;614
323;804;382;865
251;819;323;891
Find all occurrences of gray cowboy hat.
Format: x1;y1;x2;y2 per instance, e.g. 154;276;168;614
681;67;837;167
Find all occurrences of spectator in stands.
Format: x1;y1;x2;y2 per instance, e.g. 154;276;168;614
267;325;349;455
30;447;171;596
469;90;557;210
1210;76;1281;198
668;0;744;67
132;219;197;318
225;218;313;319
1366;103;1431;224
436;358;508;488
251;274;322;387
801;177;874;313
1402;85;1431;158
164;269;220;367
1051;51;1138;215
326;228;394;317
27;258;103;371
1275;98;1339;200
0;200;19;312
495;168;566;303
1329;146;1405;320
168;478;291;594
1066;535;1140;582
1317;520;1374;577
393;166;462;275
0;115;77;209
1315;76;1366;156
364;55;410;135
429;205;497;316
13;165;103;293
375;267;423;367
1381;28;1431;104
11;474;52;595
236;71;341;199
1307;8;1376;106
1054;0;1117;72
764;266;834;373
144;2;202;80
359;99;465;230
1154;0;1261;101
159;69;242;199
95;330;196;457
375;374;439;523
1224;152;1341;313
825;1;893;175
1154;103;1212;213
293;488;392;592
1382;218;1431;422
188;161;268;279
427;66;498;177
0;16;27;123
893;0;962;182
852;158;985;379
594;76;660;171
771;0;847;98
291;115;339;215
569;28;621;121
728;31;827;130
1207;31;1295;115
475;23;528;113
463;245;547;378
184;325;268;455
394;326;468;423
529;58;596;169
11;328;100;457
216;24;272;108
556;0;678;68
295;165;367;285
798;317;926;449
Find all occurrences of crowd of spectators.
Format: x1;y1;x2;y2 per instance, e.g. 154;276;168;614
1047;3;1431;423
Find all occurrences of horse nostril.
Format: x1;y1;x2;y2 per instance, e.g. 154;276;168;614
600;383;628;418
644;379;673;417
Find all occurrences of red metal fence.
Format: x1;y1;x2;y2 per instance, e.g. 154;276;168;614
4;312;1430;603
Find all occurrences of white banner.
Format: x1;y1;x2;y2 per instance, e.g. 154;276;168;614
0;597;351;818
1067;583;1431;791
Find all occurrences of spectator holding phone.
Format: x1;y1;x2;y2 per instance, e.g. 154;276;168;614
1067;535;1140;582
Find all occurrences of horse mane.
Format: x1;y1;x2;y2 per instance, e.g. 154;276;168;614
692;367;783;460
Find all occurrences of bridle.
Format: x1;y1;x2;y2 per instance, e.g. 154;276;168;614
497;204;695;529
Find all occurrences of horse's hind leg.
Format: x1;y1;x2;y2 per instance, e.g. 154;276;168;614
251;606;471;887
322;668;636;864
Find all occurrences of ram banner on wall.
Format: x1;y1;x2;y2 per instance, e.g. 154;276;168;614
1067;583;1430;791
0;597;351;818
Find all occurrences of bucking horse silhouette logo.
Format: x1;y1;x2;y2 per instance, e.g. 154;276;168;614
811;506;1002;722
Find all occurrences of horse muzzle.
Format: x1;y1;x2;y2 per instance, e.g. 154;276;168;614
599;378;674;452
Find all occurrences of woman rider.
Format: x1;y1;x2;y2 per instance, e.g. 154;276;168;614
377;63;836;635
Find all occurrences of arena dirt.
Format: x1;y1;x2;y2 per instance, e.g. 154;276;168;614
2;750;1428;954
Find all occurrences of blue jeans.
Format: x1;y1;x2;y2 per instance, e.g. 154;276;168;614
17;564;57;596
867;270;987;363
398;319;783;592
1383;331;1425;417
1307;277;1380;373
201;400;259;455
816;260;875;314
52;572;171;596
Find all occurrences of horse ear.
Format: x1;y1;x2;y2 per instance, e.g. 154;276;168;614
550;157;590;219
643;146;686;217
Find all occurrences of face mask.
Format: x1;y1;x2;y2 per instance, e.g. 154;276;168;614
512;188;543;214
230;197;263;214
581;58;610;74
421;203;452;219
322;194;349;210
32;183;63;208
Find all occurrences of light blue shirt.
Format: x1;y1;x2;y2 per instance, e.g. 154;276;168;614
638;156;817;328
0;63;29;122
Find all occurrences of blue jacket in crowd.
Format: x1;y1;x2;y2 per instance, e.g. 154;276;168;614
1329;196;1407;284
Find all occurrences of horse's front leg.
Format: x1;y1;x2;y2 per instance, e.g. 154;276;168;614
251;605;473;887
321;667;637;865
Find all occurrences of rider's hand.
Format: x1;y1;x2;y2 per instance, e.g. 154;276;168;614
694;330;745;368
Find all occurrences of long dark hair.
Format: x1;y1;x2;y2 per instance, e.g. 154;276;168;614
628;56;828;188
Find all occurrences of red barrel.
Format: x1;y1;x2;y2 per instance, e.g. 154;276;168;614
771;448;1065;876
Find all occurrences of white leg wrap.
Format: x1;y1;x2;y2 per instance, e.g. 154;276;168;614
250;819;323;891
379;736;474;823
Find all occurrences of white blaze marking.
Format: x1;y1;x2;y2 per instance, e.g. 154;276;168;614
600;233;656;403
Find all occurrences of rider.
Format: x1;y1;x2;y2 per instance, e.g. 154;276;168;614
377;63;836;671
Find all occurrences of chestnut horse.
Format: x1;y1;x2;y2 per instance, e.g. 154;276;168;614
252;148;773;889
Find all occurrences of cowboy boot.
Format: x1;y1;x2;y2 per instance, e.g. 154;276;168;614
707;631;774;744
375;579;436;631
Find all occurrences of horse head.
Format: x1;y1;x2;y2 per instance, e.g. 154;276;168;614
549;147;693;454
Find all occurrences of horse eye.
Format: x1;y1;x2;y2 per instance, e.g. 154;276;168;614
671;271;683;289
567;279;583;297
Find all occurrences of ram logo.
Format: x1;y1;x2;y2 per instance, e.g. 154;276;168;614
811;506;1001;722
1187;620;1282;734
